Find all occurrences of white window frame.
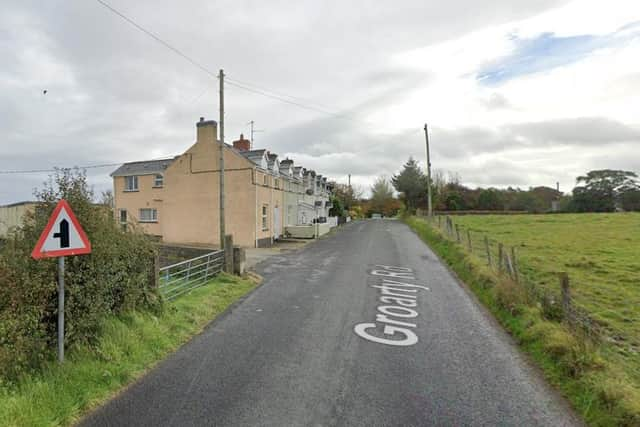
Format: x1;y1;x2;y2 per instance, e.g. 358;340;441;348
124;175;138;192
153;174;164;188
262;204;269;230
139;208;158;223
263;174;269;186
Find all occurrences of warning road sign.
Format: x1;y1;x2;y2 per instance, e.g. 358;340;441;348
31;199;92;259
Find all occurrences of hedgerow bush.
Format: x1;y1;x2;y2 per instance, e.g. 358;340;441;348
0;169;160;381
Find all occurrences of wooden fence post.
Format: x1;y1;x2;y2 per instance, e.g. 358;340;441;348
224;234;234;273
560;272;571;319
455;224;461;243
467;230;472;252
150;251;160;288
438;215;441;228
484;236;492;267
498;243;504;273
511;247;519;283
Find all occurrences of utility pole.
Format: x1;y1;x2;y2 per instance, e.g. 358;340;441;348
348;174;351;188
219;69;226;249
424;123;433;217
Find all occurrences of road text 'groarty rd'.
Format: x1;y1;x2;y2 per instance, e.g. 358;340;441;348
354;265;429;346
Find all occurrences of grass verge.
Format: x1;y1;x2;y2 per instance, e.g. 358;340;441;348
0;273;258;427
404;216;640;427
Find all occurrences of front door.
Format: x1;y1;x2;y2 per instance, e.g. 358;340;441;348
273;206;281;240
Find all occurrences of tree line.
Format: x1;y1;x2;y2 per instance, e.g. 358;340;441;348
330;158;640;217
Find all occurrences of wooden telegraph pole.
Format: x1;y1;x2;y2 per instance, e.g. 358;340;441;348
424;123;433;217
219;69;226;250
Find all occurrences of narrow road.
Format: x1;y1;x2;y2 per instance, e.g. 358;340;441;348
81;220;580;426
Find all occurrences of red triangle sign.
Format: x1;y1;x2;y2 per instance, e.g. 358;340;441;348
31;199;92;259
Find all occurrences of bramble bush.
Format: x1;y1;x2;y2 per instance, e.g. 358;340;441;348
0;169;160;381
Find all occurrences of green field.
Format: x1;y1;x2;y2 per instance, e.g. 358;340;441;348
408;213;640;424
443;213;640;351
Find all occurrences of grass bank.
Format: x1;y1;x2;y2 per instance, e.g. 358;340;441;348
0;274;258;427
404;216;640;427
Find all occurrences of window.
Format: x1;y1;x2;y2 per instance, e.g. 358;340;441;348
139;208;158;223
262;204;269;230
263;175;269;186
275;178;280;189
153;174;164;188
124;176;138;191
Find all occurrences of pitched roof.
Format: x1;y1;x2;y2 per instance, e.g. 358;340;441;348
240;149;268;168
110;158;176;177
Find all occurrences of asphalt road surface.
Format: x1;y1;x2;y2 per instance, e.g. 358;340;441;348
81;220;581;427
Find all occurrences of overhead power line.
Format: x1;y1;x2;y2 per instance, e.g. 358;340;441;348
0;155;178;175
95;0;217;79
93;0;370;126
0;163;121;175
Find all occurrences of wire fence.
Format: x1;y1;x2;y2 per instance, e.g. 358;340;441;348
421;215;637;353
159;250;225;301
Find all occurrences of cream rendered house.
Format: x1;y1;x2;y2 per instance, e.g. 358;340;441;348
111;118;333;248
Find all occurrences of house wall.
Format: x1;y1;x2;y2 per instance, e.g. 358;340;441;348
162;129;258;248
0;202;36;237
111;119;332;248
113;175;164;236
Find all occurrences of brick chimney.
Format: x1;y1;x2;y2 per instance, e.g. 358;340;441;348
233;133;250;152
196;117;218;144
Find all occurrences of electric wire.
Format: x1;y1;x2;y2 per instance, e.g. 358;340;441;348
93;0;371;126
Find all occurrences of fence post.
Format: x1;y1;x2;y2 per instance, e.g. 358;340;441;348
511;247;519;283
455;224;461;243
224;234;234;273
150;251;159;288
498;243;504;273
233;246;246;275
438;215;441;228
185;260;192;281
467;230;472;252
484;236;492;267
560;272;571;319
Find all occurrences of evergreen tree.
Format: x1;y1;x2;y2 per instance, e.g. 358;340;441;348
391;157;428;213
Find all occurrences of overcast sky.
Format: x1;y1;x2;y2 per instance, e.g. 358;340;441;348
1;0;639;203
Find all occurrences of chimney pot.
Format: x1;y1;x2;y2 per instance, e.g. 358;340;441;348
200;117;204;122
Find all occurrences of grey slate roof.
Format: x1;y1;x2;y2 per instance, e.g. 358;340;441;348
240;149;267;167
110;158;176;177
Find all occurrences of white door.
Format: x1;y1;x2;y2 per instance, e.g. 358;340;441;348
273;206;281;240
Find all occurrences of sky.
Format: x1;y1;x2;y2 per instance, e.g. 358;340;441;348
1;0;639;203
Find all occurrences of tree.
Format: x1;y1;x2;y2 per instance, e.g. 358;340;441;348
330;182;363;211
329;195;345;217
570;169;639;212
620;189;640;211
477;188;504;210
370;176;395;215
392;157;428;213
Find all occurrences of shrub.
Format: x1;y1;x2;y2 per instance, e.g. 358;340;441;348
0;169;160;380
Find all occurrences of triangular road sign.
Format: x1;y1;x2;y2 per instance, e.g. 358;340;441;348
31;199;92;259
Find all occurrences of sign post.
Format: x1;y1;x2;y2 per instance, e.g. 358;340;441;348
31;199;91;363
58;256;65;362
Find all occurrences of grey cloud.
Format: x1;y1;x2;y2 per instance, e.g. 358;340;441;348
0;0;588;203
507;117;640;145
